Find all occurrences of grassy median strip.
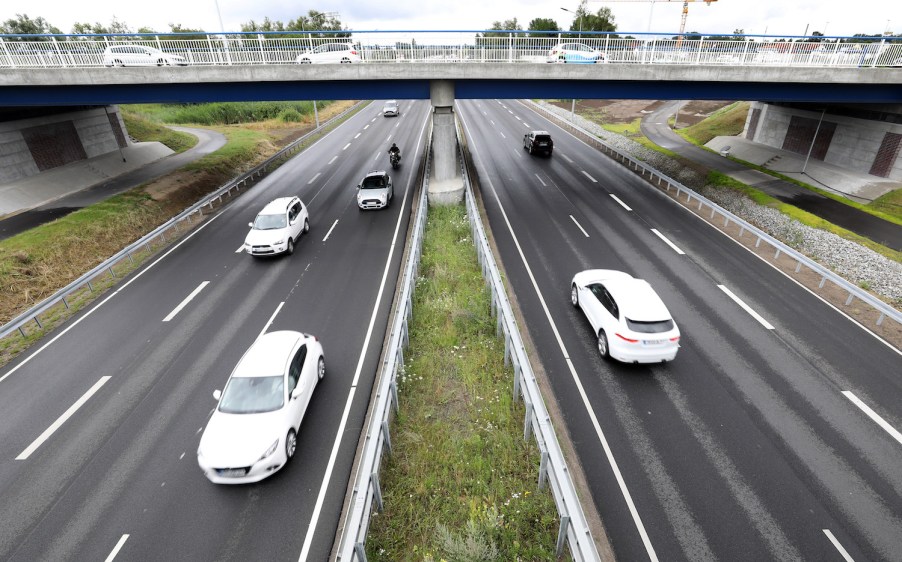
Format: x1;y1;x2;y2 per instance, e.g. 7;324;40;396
366;204;560;561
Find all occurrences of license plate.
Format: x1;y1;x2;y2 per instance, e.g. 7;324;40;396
218;468;247;477
642;339;666;346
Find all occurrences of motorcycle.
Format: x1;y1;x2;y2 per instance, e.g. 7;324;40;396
389;151;401;169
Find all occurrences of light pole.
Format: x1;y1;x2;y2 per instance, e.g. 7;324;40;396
560;7;582;122
213;0;225;33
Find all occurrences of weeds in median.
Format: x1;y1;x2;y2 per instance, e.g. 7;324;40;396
366;205;560;561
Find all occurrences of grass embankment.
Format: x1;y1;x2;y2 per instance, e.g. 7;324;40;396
366;205;559;561
0;100;357;366
674;101;749;145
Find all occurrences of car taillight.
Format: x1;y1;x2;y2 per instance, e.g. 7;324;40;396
551;49;558;55
669;336;680;342
615;333;639;343
350;50;358;55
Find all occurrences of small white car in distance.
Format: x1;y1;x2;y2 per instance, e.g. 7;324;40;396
102;45;188;67
571;270;680;363
244;196;309;257
357;170;394;210
295;43;361;64
197;330;325;484
382;100;400;117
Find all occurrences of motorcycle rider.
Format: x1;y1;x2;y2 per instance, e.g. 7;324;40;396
388;143;401;162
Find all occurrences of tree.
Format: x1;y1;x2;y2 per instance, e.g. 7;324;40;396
565;1;616;37
71;17;133;37
528;18;559;33
1;13;62;36
242;10;348;39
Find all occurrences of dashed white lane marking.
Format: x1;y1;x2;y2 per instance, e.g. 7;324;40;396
823;529;854;562
163;281;209;322
500;131;506;139
354;133;361;139
257;302;284;341
535;174;546;186
651;229;685;255
570;215;590;237
328;155;337;165
17;376;112;460
610;193;631;210
718;285;775;330
342;143;351;150
842;391;902;446
363;124;369;130
307;172;321;184
581;170;597;183
322;219;339;242
560;153;574;163
104;534;130;562
235;244;245;253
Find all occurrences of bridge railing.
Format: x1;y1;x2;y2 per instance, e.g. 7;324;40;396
1;31;900;68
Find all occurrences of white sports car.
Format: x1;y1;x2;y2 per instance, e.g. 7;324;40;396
571;270;680;363
197;331;325;484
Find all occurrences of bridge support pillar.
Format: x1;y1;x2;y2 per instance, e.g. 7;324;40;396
428;80;464;205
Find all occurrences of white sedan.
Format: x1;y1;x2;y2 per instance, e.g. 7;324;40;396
197;331;325;484
571;270;680;363
102;45;188;67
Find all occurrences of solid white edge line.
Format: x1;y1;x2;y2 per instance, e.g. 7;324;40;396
823;529;855;562
717;285;775;330
307;172;321;184
162;281;209;322
459;105;659;562
0;212;224;386
570;215;590;238
322;219;339;242
104;534;130;562
16;376;111;460
651;228;685;255
610;193;632;210
235;244;245;253
842;391;902;446
257;302;285;342
581;170;597;183
297;107;430;562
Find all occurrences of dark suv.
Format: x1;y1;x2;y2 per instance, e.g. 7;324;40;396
524;130;553;156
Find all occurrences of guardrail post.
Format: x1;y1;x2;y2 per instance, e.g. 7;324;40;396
795;260;802;273
556;515;570;558
504;334;511;367
774;248;782;260
845;293;855;306
538;450;549;490
513;365;521;402
381;420;392;455
62;296;70;310
389;379;399;415
33;316;43;330
354;543;368;562
523;401;534;441
371;472;384;512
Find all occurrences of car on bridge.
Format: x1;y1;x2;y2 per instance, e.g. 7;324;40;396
357;170;394;210
547;42;607;64
243;196;310;257
197;330;326;484
296;43;362;64
102;45;188;67
571;270;681;363
523;130;554;156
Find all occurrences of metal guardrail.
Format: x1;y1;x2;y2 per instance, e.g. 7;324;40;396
1;31;900;69
524;100;902;331
335;118;431;562
0;100;368;342
458;124;602;561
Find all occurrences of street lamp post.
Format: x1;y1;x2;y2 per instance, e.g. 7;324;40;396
560;7;582;122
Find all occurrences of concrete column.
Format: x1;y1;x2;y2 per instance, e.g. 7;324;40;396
428;79;464;205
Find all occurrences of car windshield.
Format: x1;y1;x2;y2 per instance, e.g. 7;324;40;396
253;213;286;230
218;376;284;414
361;176;386;189
626;318;675;333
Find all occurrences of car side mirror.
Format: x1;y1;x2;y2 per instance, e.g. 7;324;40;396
248;222;254;228
213;389;222;401
291;387;302;400
356;184;361;189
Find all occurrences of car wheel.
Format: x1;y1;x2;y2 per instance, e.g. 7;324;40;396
287;238;295;255
299;59;311;64
114;59;125;67
571;284;579;308
156;58;166;66
341;57;351;63
285;429;297;460
303;218;310;234
317;356;325;380
598;330;610;359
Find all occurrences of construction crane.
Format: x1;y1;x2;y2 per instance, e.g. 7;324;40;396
592;0;717;37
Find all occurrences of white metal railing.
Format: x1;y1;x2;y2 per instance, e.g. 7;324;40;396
523;99;902;332
0;101;367;343
1;31;900;69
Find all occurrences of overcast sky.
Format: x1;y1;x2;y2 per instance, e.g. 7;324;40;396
3;0;900;38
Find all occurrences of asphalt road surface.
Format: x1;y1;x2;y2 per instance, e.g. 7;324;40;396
459;98;902;562
0;101;428;561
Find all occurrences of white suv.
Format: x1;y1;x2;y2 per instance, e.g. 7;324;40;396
244;197;310;257
296;43;361;64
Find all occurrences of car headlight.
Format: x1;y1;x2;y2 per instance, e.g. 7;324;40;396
259;439;279;462
273;239;285;246
379;194;386;202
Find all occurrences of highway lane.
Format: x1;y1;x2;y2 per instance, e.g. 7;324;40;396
0;100;429;561
458;98;902;562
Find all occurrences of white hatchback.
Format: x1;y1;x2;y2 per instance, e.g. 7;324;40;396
197;331;325;484
102;45;188;67
244;196;309;257
571;270;680;363
296;43;361;64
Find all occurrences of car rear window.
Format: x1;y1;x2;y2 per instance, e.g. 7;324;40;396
535;135;552;143
626;318;674;333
